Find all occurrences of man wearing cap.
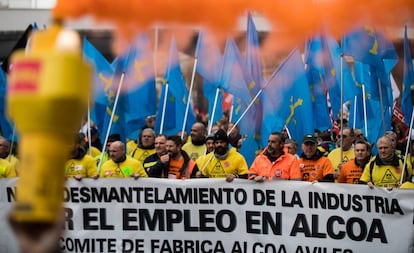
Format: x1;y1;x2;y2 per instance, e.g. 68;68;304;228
298;134;334;183
197;129;249;182
249;132;301;182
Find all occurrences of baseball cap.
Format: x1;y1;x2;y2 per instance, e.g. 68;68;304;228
206;133;215;142
214;129;228;143
302;134;317;144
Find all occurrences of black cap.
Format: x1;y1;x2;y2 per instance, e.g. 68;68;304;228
302;134;317;144
206;133;215;142
108;134;121;142
214;129;228;143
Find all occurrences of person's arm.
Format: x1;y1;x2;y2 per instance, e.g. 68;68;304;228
147;155;169;178
319;158;334;183
320;174;334;182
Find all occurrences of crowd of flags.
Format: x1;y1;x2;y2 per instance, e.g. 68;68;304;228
0;16;413;166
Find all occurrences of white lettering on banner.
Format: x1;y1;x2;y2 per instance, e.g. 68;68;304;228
0;178;414;253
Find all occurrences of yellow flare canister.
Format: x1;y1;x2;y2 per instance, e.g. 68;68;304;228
7;23;92;223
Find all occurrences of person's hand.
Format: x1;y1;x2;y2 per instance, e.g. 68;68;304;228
160;153;169;164
195;171;202;178
367;181;374;189
226;174;237;182
311;180;318;184
254;175;265;182
132;173;140;180
74;175;82;181
92;174;99;180
10;211;65;253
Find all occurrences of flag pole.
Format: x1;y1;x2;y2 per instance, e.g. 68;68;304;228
228;89;263;135
207;87;220;134
181;58;197;139
362;84;368;137
8;124;16;161
339;54;345;168
97;71;125;172
401;105;414;185
87;98;92;156
352;95;357;129
377;77;386;133
159;83;169;134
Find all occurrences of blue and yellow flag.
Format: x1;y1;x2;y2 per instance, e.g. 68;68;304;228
240;12;264;165
305;33;359;121
83;37;118;142
402;26;414;127
122;33;157;140
195;30;223;129
155;36;196;135
0;68;17;142
262;49;313;148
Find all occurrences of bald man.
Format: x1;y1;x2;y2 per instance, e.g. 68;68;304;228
100;141;148;179
182;122;207;161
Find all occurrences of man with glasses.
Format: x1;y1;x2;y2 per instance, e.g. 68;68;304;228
328;127;355;180
353;129;366;142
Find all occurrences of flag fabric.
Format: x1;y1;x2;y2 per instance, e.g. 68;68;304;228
261;49;313;149
304;36;334;131
305;33;359;121
402;26;414;127
221;36;257;165
0;68;16;141
122;33;157;140
195;31;223;85
82;37;116;142
305;67;332;131
342;25;386;72
366;98;392;155
241;12;264;165
342;26;398;108
352;60;392;150
195;30;223;129
155;37;196;135
220;37;252;120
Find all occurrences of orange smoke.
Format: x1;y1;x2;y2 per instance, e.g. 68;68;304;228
53;0;414;55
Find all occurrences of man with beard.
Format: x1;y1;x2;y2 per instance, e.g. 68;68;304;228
148;135;199;179
65;133;99;180
197;129;249;182
249;132;301;182
182;122;207;161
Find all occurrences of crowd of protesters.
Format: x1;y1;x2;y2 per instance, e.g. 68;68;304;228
1;112;414;190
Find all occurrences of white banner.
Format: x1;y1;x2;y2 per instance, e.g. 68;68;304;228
1;178;414;253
